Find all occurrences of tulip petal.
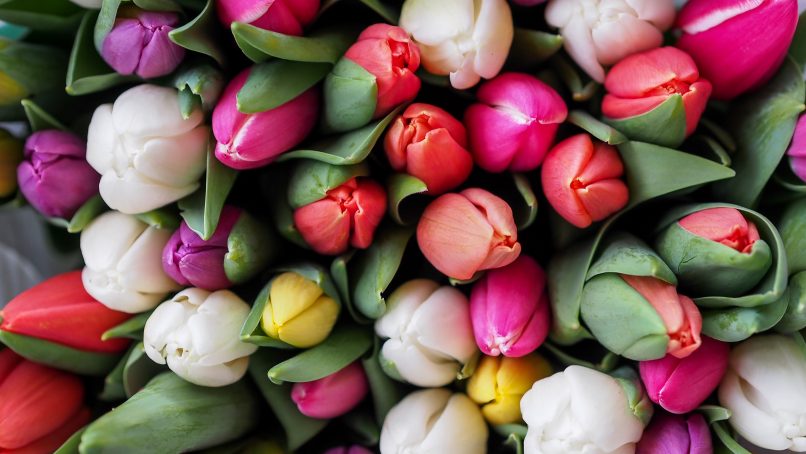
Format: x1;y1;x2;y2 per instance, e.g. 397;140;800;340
81;212;146;271
411;286;476;364
380;388;452;452
404;128;473;194
98;170;199;214
294;198;351;255
136;24;185;79
350;179;387;249
419;393;488;452
719;370;793;450
604;47;701;97
375;279;439;340
135;127;208;187
464;103;530;173
277;295;339;348
560;15;605;82
117;226;180;294
381;339;459;387
85;104;118;174
470;0;512;80
112;85;202;138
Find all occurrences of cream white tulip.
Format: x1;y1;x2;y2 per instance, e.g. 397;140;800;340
380;388;488;454
521;366;649;454
545;0;675;82
718;335;806;452
375;279;477;387
144;288;258;387
87;84;208;214
399;0;514;89
81;211;180;313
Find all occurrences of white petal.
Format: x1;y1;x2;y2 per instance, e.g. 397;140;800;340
117;226;179;294
81;212;146;271
420;393;488;453
380;388;452;454
381;339;459;387
411;286;476;364
82;267;166;313
730;335;806;413
112;85;203;138
375;279;439;340
471;0;513;80
449;54;482;90
559;15;606;82
189;290;256;364
86;104;117;174
98;170;199;214
169;355;249;387
623;0;676;29
591;14;664;66
521;371;572;428
545;0;577;28
418;41;465;76
135;127;209;187
400;0;474;46
143;299;192;364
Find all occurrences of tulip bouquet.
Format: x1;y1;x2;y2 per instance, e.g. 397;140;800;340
0;0;805;452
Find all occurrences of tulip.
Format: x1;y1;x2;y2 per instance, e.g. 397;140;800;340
545;0;676;82
399;0;514;89
0;128;22;199
82;211;181;314
325;446;373;454
0;350;91;453
656;207;773;297
101;8;185;79
87;84;208;214
417;188;521;280
676;0;799;100
380;388;488;454
464;72;567;173
213;67;319;169
466;353;553;425
469;255;551;357
216;0;319;35
383;103;472;194
541;134;629;228
718;335;806;452
291;362;369;419
375;279;477;387
787;114;806;183
293;177;386;255
521;366;653;454
637;412;712;454
639;336;730;414
17;130;99;219
260;271;340;348
144;288;258;387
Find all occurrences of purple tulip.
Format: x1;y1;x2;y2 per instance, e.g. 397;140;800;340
637;412;712;454
101;10;186;79
324;446;374;454
17;130;100;219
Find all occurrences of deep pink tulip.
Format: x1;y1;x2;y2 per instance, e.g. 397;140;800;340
291;362;369;419
213;67;319;169
324;446;374;454
465;72;567;173
101;10;185;79
216;0;319;35
675;0;798;100
679;207;760;253
640;336;729;414
470;255;550;357
787;114;806;183
637;412;712;454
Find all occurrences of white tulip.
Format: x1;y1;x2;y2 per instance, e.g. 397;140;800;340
718;335;806;452
545;0;675;82
399;0;514;89
68;0;102;8
520;366;647;454
81;211;180;313
86;84;208;215
375;279;477;387
144;288;258;387
380;388;488;454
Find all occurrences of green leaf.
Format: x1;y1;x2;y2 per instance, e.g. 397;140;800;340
542;342;619;372
169;0;225;65
22;99;67;131
701;293;788;342
604;95;687;149
231;22;354;64
712;421;753;454
547;236;601;345
495;425;528;454
135;206;181;230
68;11;138;96
319;0;400;23
132;0;181;11
0;329;121;376
237;60;331;114
586;232;677;285
567;110;627;145
94;0;121;51
779;198;806;274
179;148;238;240
507;28;563;69
287;160;368;209
54;426;86;454
99;347;129;401
789;12;806;71
774;272;806;333
323;58;378;133
698;405;731;423
551;54;599;102
102;311;153;341
387;173;428;226
511;173;538;230
340;411;380;446
362;338;403;424
0;0;83;34
173;64;224;116
122;342;165;397
46;195;107;233
351;225;414;319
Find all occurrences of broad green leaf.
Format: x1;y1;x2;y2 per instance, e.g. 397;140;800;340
340;411;380;445
362;338;403;424
0;0;82;34
132;0;181;11
231;22;354;64
319;0;400;23
237;60;330;114
169;0;225;65
330;252;372;324
351;225;414;319
605;95;687;149
0;329;121;375
698;405;731;423
507;28;563;69
54;427;86;454
387;173;428;226
779;198;806;274
712;421;752;454
135;206;181;230
287;160;368;208
47;194;107;233
22;99;67;132
122;342;165;397
94;0;121;51
567;110;627;145
179;148;238;240
102;311;153;341
586;232;677;285
99;347;129;401
774;272;806;333
323;58;378;133
701;293;788;342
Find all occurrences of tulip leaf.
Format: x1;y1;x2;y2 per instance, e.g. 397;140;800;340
387;173;428;226
772;167;806;194
508;28;563;69
0;329;121;375
789;12;806;71
135;206;181;230
173;64;224;116
712;421;753;454
168;0;225;65
551;54;599;102
330;252;365;322
99;348;129;401
287;160;369;209
263;166;308;248
542;342;619;372
45;194;107;233
241;281;296;349
351;225;414;319
779;198;806;274
774;272;806;333
362;337;404;424
0;0;83;34
237;60;331;114
547;237;601;345
102;311;152;341
512;173;538;230
231;22;354;64
567;110;627;145
691;135;732;167
323;58;378;133
504;433;525;454
698;405;731;423
94;0;121;51
319;0;400;23
340;411;380;446
179;148;238;241
132;0;181;11
54;426;87;454
701;293;788;342
605;95;687;149
22;99;68;132
586;232;677;285
122;342;166;397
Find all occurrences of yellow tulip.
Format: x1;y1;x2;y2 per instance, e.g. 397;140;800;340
0;128;22;198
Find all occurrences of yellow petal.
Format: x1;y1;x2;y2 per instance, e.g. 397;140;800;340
260;300;280;339
278;295;339;348
467;355;500;405
481;394;523;426
496;354;553;395
269;272;324;325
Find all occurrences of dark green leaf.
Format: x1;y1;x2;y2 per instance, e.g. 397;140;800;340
698;405;731;423
173;64;224;115
47;194;107;233
22;99;67;131
789;12;806;70
387;173;427;226
132;0;181;11
287;160;368;208
507;28;563;69
340;411;380;445
53;426;86;454
179;148;239;240
605;95;687;149
102;311;153;341
122;342;166;397
511;173;538;230
231;22;354;64
68;11;138;95
99;348;129;401
712;421;752;454
551;54;598;102
0;329;121;376
319;0;400;23
169;0;225;65
701;294;788;342
362;338;403;424
135;206;181;230
0;0;82;34
567;110;627;145
351;225;414;319
237;60;330;114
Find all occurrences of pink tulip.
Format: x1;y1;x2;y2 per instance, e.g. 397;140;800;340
384;103;473;195
216;0;319;35
637;412;712;454
464;72;567;173
101;9;185;79
291;362;369;419
213;67;319;169
470;255;550;357
417;188;521;280
679;207;760;253
675;0;798;100
787;114;806;183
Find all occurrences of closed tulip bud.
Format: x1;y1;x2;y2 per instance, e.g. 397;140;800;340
293;177;386;256
375;279;477;387
87;84;208;214
470;255;551;357
718;335;806;452
216;0;319;35
676;0;798;101
380;388;488;454
0;128;22;199
465;72;567;173
467;353;553;425
144;288;258;387
82;212;181;314
384;103;472;194
291;362;369;419
417;188;521;280
213;68;319;169
325;446;373;454
101;8;185;79
637;412;712;454
260;272;340;348
545;0;675;82
399;0;513;89
787;114;806;183
640;336;730;414
541;134;629;228
17;130;99;219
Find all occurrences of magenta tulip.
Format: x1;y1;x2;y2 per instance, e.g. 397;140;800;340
101;9;185;79
637;412;712;454
216;0;319;35
291;362;369;419
787;114;806;183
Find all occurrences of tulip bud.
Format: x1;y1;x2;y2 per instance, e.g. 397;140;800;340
541;134;629;228
216;0;319;35
17;130;100;219
291;362;369;419
325;446;373;454
399;0;514;89
467;353;553;425
213;67;319;169
87;84;209;214
787;114;806;183
470;255;551;357
640;336;730;414
676;0;799;100
260;272;340;348
82;211;181;314
144;288;258;387
293;177;386;256
101;8;185;79
417;188;521;280
375;279;477;387
380;388;488;454
637;412;712;454
0;128;22;199
718;335;806;452
384;103;472;195
465;72;567;173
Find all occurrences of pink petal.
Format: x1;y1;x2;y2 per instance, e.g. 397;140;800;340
404;128;473;195
350;179;386;250
465;103;530;173
604;47;701;97
294;198;352;255
681;79;712;135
